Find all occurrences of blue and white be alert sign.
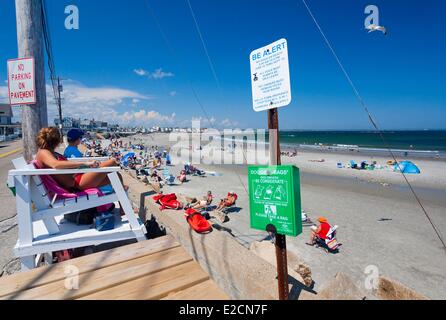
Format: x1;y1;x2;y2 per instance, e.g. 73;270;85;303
250;39;291;112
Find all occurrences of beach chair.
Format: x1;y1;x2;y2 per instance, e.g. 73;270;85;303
349;160;358;169
161;168;176;185
7;157;147;271
219;193;238;213
316;225;340;253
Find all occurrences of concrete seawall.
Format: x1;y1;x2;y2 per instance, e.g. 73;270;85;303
123;171;316;300
123;169;429;300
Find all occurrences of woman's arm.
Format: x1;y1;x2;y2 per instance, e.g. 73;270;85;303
37;150;98;170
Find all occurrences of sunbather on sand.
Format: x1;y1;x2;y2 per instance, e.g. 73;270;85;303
216;191;237;211
177;170;187;183
188;191;213;210
150;170;163;183
35;127;126;191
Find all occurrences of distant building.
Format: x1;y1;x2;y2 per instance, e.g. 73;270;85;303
0;104;12;126
0;104;19;140
54;117;80;129
80;119;92;130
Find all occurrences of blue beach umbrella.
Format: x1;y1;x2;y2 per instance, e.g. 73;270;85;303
394;161;421;174
121;152;135;166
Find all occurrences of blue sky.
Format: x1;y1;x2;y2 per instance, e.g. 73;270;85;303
0;0;445;129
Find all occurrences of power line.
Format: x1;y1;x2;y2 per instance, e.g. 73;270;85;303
40;0;63;126
185;0;253;195
144;0;212;123
300;0;446;251
144;0;249;195
185;0;224;99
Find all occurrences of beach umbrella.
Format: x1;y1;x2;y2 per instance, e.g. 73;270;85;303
394;161;420;174
121;152;135;166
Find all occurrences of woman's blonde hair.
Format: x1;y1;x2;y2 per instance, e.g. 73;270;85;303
36;127;62;151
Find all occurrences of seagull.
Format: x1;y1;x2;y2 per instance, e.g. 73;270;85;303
366;24;387;35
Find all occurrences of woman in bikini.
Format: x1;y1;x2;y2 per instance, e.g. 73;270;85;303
189;191;213;210
35;127;126;191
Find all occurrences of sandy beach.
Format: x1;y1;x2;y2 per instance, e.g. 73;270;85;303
119;132;446;299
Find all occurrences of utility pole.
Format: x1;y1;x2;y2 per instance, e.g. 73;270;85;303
15;0;48;161
56;76;63;135
268;108;289;300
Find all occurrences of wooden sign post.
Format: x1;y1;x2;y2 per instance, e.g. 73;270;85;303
250;39;294;300
268;107;289;300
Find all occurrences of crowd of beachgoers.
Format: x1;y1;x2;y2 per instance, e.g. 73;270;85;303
79;134;240;226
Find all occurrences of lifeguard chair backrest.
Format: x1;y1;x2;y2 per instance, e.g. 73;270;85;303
12;157;52;210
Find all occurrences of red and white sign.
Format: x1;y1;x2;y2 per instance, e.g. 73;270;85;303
7;57;36;105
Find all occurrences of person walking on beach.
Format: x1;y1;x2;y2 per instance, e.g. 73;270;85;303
35;127;125;191
307;217;331;246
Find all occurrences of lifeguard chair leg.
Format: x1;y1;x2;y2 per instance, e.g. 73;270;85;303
108;172;146;241
15;175;35;271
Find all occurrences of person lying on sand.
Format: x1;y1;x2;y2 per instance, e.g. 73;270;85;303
150;170;163;183
186;191;213;210
216;191;237;211
306;217;331;246
177;170;187;183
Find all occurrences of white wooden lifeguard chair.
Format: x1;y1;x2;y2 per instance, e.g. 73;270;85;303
7;157;147;271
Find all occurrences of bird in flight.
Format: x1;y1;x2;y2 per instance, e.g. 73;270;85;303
366;24;387;35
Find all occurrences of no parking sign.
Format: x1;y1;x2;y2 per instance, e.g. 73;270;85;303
7;57;36;105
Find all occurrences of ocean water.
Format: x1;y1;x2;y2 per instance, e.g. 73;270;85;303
218;130;446;158
278;130;446;152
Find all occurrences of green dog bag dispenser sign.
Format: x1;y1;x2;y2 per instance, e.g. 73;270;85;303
248;165;302;237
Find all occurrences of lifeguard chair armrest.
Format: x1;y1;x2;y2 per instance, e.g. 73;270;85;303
67;157;110;162
8;166;121;176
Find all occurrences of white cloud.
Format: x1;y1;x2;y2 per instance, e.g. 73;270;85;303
151;68;174;79
121;110;176;124
221;118;239;127
41;81;169;126
187;116;217;128
134;69;148;76
134;68;175;79
63;83;150;105
0;86;8;103
3;80;240;128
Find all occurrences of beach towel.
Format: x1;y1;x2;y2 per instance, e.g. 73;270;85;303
153;193;183;211
184;208;212;234
31;160;112;213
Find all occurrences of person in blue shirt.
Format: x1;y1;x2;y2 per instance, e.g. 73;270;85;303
64;129;84;158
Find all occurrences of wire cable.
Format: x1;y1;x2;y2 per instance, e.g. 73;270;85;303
185;0;253;195
41;0;61;111
301;0;446;251
144;0;249;195
185;0;224;98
